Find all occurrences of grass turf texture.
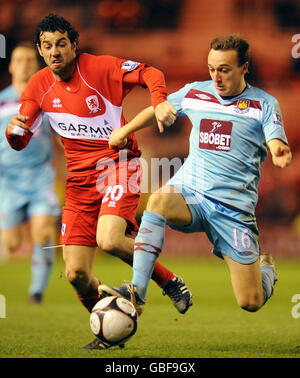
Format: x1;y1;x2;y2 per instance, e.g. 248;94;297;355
0;253;299;358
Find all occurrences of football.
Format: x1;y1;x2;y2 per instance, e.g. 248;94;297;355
90;296;138;347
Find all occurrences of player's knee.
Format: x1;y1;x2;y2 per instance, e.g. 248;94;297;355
65;267;90;289
31;218;57;245
146;192;169;217
98;234;123;256
33;226;55;245
33;234;50;245
1;236;21;253
238;292;263;312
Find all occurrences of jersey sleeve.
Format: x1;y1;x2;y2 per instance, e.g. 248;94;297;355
262;99;288;145
135;66;167;108
119;58;168;108
6;74;42;150
167;83;194;117
94;55;167;109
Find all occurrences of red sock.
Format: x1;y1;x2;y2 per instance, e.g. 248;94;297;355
76;280;103;313
77;289;101;313
151;260;175;287
121;256;174;288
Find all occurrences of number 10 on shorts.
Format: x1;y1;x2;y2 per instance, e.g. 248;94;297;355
232;228;251;249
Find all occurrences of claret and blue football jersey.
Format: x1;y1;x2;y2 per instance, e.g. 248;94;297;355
0;85;53;170
0;85;59;221
167;80;288;215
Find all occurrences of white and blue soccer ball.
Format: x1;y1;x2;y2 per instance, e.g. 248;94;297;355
90;296;138;346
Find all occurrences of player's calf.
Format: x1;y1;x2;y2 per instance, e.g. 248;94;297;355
65;267;102;312
235;259;277;312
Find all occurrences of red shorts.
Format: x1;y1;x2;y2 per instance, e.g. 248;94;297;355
61;158;141;246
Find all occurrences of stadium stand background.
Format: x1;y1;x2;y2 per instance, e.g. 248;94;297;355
0;0;299;257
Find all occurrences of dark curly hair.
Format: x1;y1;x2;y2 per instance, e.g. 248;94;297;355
35;14;79;47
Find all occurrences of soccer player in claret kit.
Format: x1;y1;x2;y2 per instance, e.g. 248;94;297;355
5;14;192;350
100;34;292;320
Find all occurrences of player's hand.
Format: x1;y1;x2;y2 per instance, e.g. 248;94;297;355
154;101;177;133
108;128;128;149
7;115;30;136
270;142;292;168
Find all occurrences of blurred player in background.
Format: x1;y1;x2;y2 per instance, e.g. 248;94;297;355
5;14;192;349
0;42;61;304
100;34;292;317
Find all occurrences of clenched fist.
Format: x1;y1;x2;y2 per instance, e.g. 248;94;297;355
154;101;177;133
7;115;30;136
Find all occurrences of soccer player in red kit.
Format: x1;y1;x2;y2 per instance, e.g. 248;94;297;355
6;14;192;349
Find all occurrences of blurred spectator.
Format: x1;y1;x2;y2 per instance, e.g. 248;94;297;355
96;0;182;33
272;0;300;28
97;0;141;32
140;0;183;29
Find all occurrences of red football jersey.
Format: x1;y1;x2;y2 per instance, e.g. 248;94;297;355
6;54;167;174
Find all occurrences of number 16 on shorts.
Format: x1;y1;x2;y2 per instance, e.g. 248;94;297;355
232;227;252;250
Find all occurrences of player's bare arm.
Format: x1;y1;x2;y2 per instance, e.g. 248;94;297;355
7;114;31;136
108;101;177;149
267;138;292;168
154;100;177;133
109;106;156;149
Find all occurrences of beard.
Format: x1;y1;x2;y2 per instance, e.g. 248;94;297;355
50;60;75;80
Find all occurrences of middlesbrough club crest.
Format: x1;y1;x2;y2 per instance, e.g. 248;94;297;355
86;95;101;113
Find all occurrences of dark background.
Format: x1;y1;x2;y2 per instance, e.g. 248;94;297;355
0;0;299;257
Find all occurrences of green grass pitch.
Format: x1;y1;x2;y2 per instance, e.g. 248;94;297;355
0;253;299;358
